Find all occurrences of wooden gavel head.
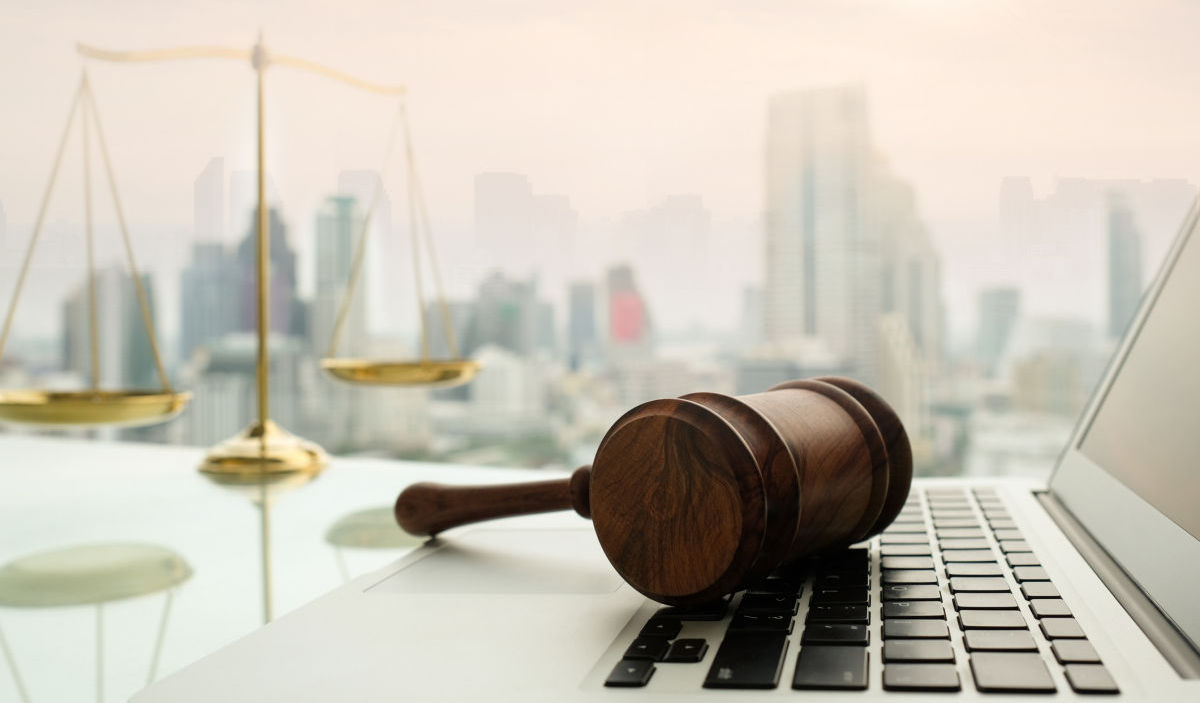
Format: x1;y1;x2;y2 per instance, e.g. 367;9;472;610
395;376;911;606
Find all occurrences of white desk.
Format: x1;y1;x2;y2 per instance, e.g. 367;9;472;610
0;436;558;703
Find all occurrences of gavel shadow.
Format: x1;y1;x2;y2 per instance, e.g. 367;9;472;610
367;528;624;596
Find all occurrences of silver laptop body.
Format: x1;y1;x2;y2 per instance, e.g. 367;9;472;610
135;200;1200;701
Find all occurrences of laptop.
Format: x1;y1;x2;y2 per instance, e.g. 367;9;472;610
135;199;1200;701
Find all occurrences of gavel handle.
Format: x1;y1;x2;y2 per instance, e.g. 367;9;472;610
394;466;592;537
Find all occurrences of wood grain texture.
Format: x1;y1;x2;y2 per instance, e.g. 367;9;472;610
815;376;912;537
681;391;800;585
589;398;765;605
393;468;590;536
390;377;913;606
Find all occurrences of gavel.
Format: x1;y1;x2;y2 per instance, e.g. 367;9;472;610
395;377;911;606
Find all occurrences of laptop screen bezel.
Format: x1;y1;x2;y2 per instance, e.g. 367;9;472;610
1049;195;1200;652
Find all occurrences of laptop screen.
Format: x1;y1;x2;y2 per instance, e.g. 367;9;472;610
1051;197;1200;652
1077;209;1200;541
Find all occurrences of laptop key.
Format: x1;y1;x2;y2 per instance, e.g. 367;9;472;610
882;601;945;619
807;604;869;624
883;640;955;662
882;584;941;601
880;534;928;544
946;562;1002;577
605;659;655;687
880;556;935;570
988;519;1017;530
1064;664;1119;694
1006;552;1040;567
942;549;995;563
1052;640;1101;664
992;529;1023;541
1021;582;1060;599
640;618;683;638
936;528;986;539
815;573;868;589
880;543;932;557
939;538;991;550
703;633;788;689
883;663;961;691
964;630;1038;652
882;570;938;585
738;593;797;614
1030;599;1072;618
663;638;708;663
884;524;928;534
801;623;869;645
1039;617;1085;639
958;610;1027;629
1012;566;1049;582
791;645;868;690
931;518;978;528
882;620;950;639
729;613;793;633
949;577;1010;593
657;598;728;620
810;587;869;605
999;540;1032;553
624;636;671;661
954;593;1018;610
970;652;1056;692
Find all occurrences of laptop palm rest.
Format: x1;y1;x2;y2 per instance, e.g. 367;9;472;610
367;528;624;595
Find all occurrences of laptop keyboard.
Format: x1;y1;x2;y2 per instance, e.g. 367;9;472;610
604;487;1120;694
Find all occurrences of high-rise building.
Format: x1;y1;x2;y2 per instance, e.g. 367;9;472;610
473;172;576;280
567;281;598;370
194;157;224;241
235;207;304;338
228;171;281;245
462;272;554;358
312;195;367;357
179;241;238;364
62;266;158;389
1107;193;1143;339
617;195;712;333
338;170;400;338
977;287;1021;376
763;85;943;387
606;264;652;360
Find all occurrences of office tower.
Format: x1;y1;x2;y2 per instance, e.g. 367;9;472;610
977;287;1021;376
338;170;400;337
567;281;598;370
617;195;712;333
194;157;224;241
234;207;304;338
1107;193;1143;339
423;300;475;360
739;285;764;346
764;85;943;387
606;264;652;360
473;172;575;279
313;195;367;357
228;170;282;245
462;272;553;358
62;266;158;388
179;242;238;363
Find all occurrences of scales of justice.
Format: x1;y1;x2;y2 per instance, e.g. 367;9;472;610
0;34;478;476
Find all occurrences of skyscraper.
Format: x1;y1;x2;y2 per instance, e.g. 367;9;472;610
567;281;598;370
977;286;1021;376
62;266;158;388
462;272;554;358
1107;193;1143;339
763;85;943;386
194;157;224;241
312;195;367;357
338;170;399;338
179;241;237;363
235;207;304;338
606;264;652;361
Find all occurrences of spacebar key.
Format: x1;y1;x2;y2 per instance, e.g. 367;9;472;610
703;632;789;689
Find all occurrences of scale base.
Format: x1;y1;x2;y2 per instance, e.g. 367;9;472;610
199;420;327;480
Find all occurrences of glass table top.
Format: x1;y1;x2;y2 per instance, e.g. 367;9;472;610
0;436;553;702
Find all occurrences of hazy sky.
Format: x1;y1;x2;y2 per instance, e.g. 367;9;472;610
3;0;1200;343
